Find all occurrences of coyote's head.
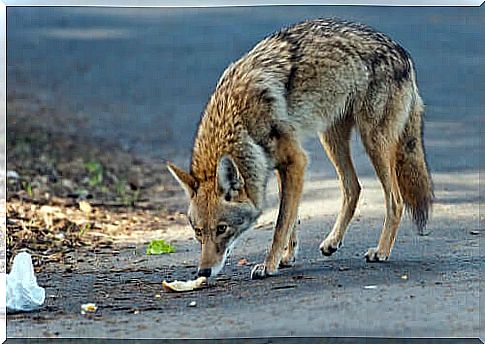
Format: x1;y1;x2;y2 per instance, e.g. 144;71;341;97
167;155;261;278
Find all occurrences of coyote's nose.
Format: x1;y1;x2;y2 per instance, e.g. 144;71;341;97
197;268;212;278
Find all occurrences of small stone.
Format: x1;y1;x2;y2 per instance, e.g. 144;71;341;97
364;285;377;290
188;301;197;307
401;274;408;280
54;233;65;240
61;179;75;189
7;170;20;179
237;258;249;266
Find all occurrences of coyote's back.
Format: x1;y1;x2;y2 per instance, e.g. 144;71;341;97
168;19;433;279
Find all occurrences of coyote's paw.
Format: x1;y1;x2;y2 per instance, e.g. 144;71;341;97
280;241;298;268
319;238;342;257
250;264;268;279
279;255;296;268
365;247;389;262
251;263;278;279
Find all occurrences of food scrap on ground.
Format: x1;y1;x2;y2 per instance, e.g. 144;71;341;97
162;277;207;292
81;303;98;314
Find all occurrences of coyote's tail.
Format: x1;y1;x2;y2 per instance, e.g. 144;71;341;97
395;94;434;235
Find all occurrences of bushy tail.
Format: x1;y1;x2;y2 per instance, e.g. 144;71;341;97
395;95;434;235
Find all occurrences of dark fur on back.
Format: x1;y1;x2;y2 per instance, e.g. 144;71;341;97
270;18;413;91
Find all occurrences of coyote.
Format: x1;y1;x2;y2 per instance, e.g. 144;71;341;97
167;18;433;279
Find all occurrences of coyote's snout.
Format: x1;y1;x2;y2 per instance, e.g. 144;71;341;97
167;18;433;280
168;156;261;277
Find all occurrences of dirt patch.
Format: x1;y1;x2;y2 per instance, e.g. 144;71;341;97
6;98;189;273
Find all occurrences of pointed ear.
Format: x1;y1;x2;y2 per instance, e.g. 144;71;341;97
167;162;198;198
217;155;244;198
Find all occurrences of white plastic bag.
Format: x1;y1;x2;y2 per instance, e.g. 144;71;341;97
6;252;45;313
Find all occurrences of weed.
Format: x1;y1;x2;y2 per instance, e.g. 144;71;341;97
79;223;91;237
21;181;34;198
115;178;140;206
84;162;103;187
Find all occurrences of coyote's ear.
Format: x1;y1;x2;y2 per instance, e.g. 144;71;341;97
217;155;244;198
167;162;198;198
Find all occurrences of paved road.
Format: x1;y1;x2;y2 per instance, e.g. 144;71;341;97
7;6;482;167
6;6;484;340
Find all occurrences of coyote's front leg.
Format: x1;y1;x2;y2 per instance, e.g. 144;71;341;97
251;136;307;279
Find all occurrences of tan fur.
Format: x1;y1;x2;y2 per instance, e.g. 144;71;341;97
167;18;433;278
395;96;434;235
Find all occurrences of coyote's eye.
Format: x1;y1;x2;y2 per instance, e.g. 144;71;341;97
216;224;227;235
194;227;203;237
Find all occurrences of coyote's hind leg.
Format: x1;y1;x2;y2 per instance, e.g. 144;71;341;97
360;131;404;262
319;116;361;257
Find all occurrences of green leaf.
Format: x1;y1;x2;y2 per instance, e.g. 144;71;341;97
84;162;103;187
146;239;176;255
84;162;102;174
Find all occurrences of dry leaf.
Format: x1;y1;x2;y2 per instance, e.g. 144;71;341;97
79;201;92;214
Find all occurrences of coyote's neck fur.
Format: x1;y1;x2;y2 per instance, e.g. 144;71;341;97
190;66;271;209
189;36;299;209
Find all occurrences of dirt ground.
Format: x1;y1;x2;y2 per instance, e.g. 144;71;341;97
5;5;484;341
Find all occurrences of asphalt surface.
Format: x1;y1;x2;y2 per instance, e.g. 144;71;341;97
6;5;484;340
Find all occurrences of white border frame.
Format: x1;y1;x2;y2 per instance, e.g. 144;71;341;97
1;2;482;343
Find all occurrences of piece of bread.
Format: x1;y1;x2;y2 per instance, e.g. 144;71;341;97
162;276;207;292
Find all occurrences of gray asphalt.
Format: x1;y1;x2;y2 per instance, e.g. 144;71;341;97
7;6;482;168
6;5;484;340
